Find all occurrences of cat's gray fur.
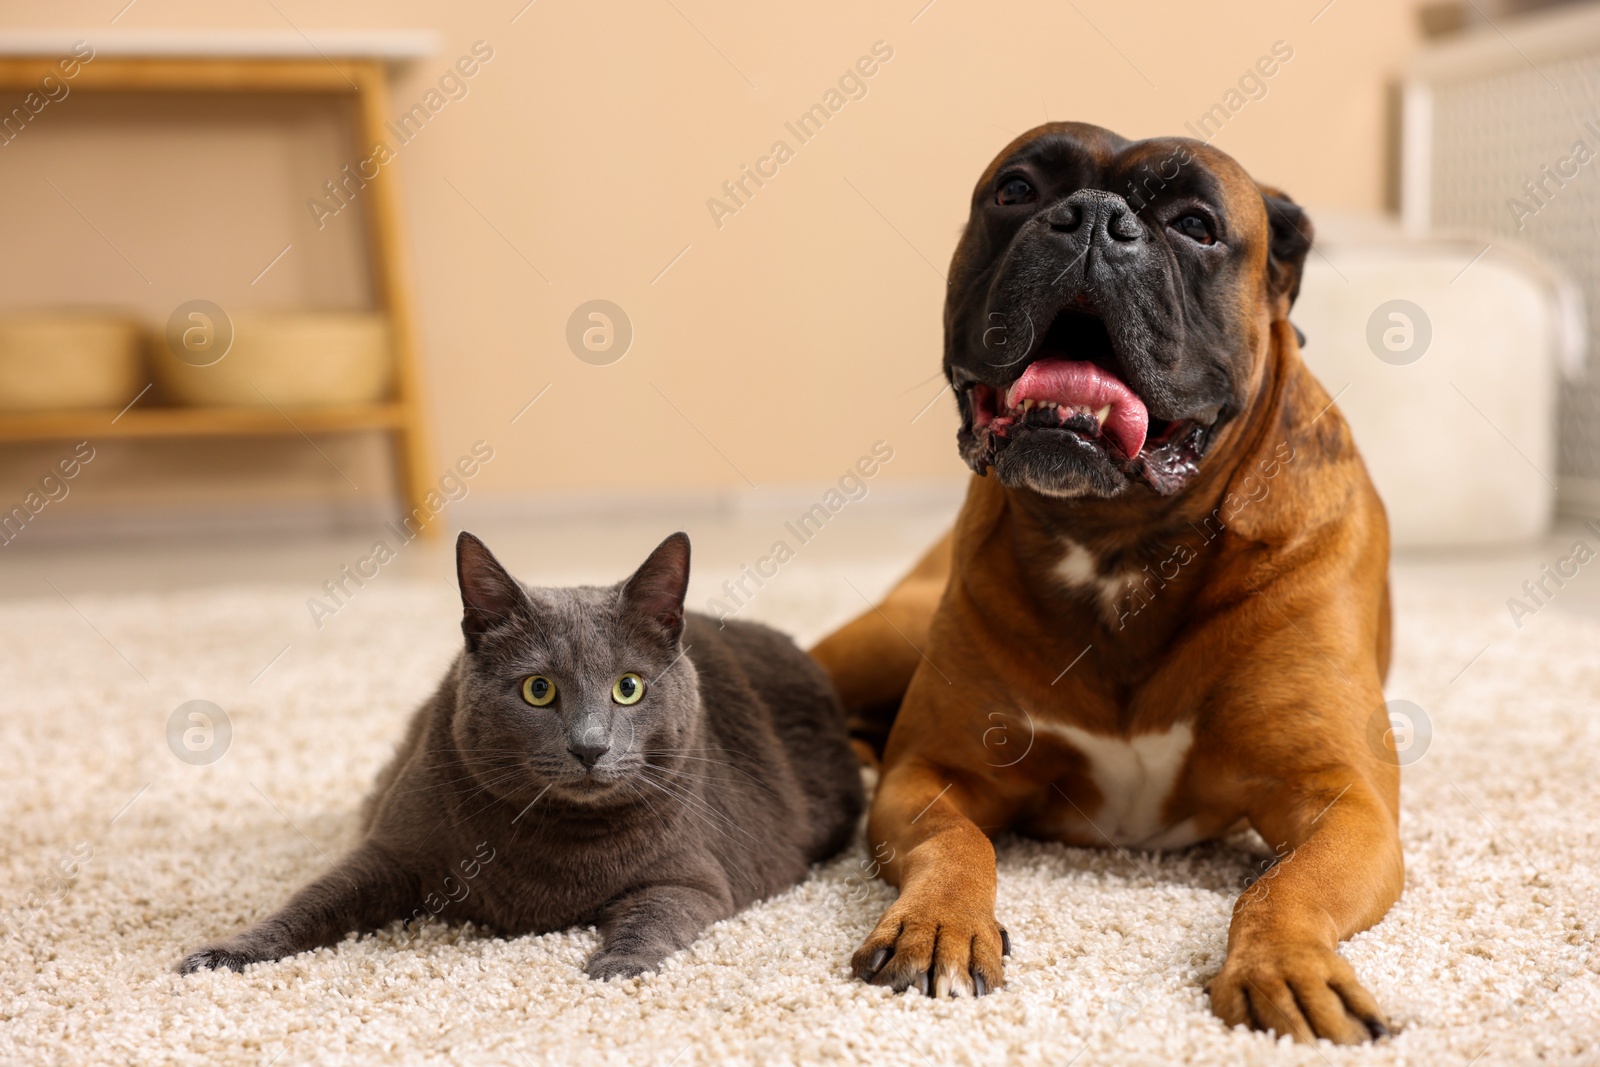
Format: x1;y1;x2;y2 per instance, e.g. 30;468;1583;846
180;531;862;979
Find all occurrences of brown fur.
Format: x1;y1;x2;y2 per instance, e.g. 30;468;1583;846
812;123;1400;1043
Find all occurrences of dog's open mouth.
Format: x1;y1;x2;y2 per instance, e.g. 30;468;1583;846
962;310;1208;495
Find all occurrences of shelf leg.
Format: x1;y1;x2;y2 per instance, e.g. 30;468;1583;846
352;60;440;539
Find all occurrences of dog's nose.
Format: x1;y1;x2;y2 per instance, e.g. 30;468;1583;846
1048;190;1143;243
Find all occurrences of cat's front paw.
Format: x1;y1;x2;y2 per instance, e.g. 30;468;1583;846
178;937;278;974
584;949;658;982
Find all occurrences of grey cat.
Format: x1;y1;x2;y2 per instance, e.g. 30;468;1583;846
180;531;863;979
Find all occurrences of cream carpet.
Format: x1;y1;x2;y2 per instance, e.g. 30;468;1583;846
3;563;1598;1066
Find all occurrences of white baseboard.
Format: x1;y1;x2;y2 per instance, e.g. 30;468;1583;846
452;480;968;528
18;479;971;547
16;496;397;547
38;473;1589;547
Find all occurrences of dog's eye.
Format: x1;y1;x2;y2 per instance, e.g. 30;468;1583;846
996;177;1036;206
1173;214;1214;244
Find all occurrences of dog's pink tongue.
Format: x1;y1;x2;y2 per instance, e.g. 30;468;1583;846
1006;359;1149;458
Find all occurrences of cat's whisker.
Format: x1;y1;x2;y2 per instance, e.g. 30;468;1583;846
509;782;555;824
637;761;778;797
645;748;761;766
636;769;758;844
384;756;536;799
633;774;759;891
618;779;673;842
448;767;535;819
632;772;734;839
644;749;769;778
647;642;694;683
386;764;519;796
642;757;755;775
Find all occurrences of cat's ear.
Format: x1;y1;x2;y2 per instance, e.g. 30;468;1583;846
620;532;690;643
456;531;525;648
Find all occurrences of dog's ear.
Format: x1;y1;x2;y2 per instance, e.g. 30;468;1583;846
1259;184;1314;314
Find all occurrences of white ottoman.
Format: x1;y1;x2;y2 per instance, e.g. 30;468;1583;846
1292;212;1584;547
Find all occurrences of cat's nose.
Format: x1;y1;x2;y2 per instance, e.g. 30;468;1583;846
568;739;609;768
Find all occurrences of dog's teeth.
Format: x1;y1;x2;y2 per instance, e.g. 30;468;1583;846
1095;405;1111;424
1021;399;1034;412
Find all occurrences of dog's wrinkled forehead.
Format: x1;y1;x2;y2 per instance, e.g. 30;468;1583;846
969;122;1271;252
942;121;1312;500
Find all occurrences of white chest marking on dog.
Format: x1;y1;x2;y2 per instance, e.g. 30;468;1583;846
1054;540;1130;623
1036;720;1195;847
1056;540;1100;585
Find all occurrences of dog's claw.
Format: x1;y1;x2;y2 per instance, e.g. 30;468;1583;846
1366;1018;1390;1040
852;894;1007;997
1000;928;1011;956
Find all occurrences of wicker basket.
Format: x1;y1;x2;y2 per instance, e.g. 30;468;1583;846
0;312;142;412
152;311;392;409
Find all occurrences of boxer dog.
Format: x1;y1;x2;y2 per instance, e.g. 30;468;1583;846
812;123;1398;1044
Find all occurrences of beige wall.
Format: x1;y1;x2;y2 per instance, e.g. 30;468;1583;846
0;0;1422;523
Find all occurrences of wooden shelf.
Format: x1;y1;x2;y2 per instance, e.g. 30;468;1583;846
0;51;438;533
0;57;365;93
0;402;407;442
0;29;440;60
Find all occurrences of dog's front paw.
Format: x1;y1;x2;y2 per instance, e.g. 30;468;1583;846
584;950;657;982
851;883;1007;997
1210;937;1388;1045
178;936;279;974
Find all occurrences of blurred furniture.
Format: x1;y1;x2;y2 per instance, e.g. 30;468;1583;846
1294;213;1581;548
0;30;439;530
1402;2;1600;517
1417;0;1589;40
152;312;392;409
0;312;141;411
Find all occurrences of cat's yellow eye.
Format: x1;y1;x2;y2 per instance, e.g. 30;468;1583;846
521;675;556;707
612;673;645;706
